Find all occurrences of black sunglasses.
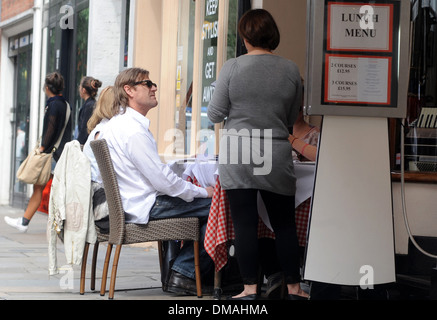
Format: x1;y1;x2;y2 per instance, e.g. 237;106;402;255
134;80;157;89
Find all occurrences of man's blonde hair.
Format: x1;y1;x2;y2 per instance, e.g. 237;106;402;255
113;68;150;110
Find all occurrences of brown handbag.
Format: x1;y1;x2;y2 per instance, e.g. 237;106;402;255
17;147;53;185
17;102;70;185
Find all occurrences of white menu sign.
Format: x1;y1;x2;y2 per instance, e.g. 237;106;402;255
328;3;393;52
326;54;391;104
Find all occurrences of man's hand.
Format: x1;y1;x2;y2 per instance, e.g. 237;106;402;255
205;186;214;198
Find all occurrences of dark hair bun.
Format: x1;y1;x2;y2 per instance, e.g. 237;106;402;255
81;76;102;98
91;79;103;90
45;72;65;95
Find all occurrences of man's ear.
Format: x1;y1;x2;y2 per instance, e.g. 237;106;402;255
124;84;135;98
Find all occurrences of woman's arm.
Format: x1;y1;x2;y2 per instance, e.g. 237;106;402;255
289;133;318;162
207;60;235;123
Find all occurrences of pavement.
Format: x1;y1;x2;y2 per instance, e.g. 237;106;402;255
0;205;211;301
0;205;432;319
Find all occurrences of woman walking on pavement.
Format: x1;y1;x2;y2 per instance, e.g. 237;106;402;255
5;72;72;232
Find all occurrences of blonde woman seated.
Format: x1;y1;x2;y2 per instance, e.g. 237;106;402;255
82;86;119;232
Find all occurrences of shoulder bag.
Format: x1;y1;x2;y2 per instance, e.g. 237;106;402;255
17;102;71;186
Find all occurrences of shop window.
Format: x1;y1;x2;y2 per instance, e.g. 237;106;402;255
45;0;89;138
185;0;220;158
391;1;437;180
172;0;244;157
72;5;89;134
227;0;239;60
175;0;196;155
47;27;56;72
121;0;133;69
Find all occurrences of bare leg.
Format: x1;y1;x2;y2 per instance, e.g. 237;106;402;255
23;184;45;221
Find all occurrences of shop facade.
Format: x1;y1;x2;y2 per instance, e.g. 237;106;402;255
0;0;130;207
0;0;436;262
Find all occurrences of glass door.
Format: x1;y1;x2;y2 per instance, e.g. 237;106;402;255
11;39;33;207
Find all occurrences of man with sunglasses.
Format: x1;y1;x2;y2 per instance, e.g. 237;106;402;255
100;68;214;295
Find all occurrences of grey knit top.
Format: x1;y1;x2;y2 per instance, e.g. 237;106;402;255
208;54;302;196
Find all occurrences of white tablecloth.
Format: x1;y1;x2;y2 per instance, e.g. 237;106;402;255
167;159;218;187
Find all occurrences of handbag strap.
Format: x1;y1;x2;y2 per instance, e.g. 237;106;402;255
52;101;71;152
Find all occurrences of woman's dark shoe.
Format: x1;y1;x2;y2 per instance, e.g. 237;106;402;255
227;294;258;300
287;293;309;300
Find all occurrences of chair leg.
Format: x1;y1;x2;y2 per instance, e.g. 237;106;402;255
109;245;122;300
193;240;203;298
80;243;90;295
213;270;222;300
100;243;113;296
91;241;99;291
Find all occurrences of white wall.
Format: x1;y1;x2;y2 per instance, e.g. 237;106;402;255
87;0;124;89
252;0;263;9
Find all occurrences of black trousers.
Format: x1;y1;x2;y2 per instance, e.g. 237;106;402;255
226;189;301;285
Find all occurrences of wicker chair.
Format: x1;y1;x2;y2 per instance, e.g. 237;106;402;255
77;143;110;296
90;139;202;299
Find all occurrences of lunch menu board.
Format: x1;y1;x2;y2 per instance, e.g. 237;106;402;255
305;0;410;118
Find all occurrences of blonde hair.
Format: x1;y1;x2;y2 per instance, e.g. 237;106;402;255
87;86;118;133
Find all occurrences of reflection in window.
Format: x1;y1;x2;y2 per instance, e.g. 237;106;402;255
175;0;196;155
174;0;239;157
198;0;219;158
401;2;437;173
124;0;131;68
75;8;89;95
47;28;56;72
227;0;238;60
74;8;89;134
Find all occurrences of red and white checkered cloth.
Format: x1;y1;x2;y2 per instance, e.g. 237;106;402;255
295;198;311;247
204;177;310;272
204;177;233;272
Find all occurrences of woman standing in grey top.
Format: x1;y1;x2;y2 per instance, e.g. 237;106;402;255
208;9;308;300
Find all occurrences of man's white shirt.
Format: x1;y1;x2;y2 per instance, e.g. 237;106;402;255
100;107;208;224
